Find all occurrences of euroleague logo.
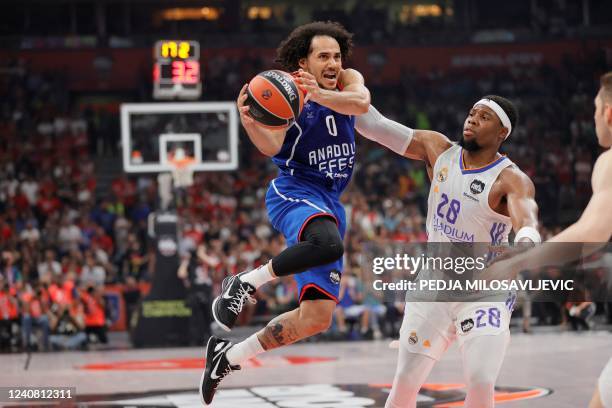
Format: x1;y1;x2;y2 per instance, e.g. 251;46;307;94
157;236;177;257
261;89;272;100
329;270;341;284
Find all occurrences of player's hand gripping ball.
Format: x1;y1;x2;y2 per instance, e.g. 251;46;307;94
244;70;305;128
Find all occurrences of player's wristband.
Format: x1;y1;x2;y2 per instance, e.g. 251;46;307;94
514;226;541;243
355;105;414;155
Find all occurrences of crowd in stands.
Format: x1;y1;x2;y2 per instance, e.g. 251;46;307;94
1;47;611;351
0;62;142;350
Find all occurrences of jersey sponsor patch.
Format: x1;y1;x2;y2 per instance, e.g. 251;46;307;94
470;179;485;195
461;318;474;333
432;215;475;243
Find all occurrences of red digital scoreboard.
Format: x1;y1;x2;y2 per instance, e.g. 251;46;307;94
153;40;202;100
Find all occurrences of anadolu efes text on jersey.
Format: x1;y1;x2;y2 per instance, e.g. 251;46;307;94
426;144;514;244
272;101;356;194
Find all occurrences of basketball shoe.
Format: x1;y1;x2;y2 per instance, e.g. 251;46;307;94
212;272;256;331
200;336;241;405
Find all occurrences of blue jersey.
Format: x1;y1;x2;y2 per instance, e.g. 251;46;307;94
271;101;356;195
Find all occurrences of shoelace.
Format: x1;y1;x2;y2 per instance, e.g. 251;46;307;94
227;283;257;315
214;365;232;384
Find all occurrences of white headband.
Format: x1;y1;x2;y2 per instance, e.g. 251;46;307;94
473;98;512;139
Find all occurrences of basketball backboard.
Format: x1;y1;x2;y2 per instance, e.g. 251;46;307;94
120;102;238;173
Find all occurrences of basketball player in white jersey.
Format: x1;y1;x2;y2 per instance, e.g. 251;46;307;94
354;95;541;407
482;72;612;407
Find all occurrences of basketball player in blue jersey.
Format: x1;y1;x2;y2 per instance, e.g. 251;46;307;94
199;21;370;405
354;97;542;407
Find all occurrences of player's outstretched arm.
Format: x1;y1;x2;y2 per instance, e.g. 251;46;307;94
485;151;612;280
237;83;288;157
354;104;452;167
501;167;540;243
549;150;612;243
295;68;370;115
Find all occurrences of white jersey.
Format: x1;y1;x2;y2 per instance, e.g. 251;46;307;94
407;144;517;302
426;144;513;244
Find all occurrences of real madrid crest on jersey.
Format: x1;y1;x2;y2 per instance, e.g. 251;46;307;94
437;167;448;182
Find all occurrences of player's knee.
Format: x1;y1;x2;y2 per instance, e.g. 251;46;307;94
315;224;344;258
302;217;344;263
311;312;333;334
466;372;495;391
303;311;333;335
320;238;344;263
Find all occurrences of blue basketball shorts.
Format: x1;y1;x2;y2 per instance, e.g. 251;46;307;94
265;175;346;303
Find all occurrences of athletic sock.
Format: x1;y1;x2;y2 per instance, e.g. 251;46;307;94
226;333;265;366
239;263;274;289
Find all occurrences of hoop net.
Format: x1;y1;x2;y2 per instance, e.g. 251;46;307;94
168;152;196;188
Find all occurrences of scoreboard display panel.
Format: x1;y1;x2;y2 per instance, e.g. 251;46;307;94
153;40;202;100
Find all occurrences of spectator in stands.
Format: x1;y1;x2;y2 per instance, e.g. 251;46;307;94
121;237;148;281
80;251;106;287
19;220;40;245
122;276;141;330
566;301;596;331
36;190;62;223
48;273;75;307
20;282;50;351
178;246;213;345
57;216;82;255
20;175;39;207
0;279;19;350
565;280;596;331
362;286;386;340
335;271;371;340
81;285;107;345
265;277;298;315
48;295;87;350
0;216;13;246
1;250;21;286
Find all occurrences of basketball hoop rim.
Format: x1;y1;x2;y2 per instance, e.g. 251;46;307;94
169;157;196;188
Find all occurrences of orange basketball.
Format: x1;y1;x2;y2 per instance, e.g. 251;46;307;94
245;70;304;128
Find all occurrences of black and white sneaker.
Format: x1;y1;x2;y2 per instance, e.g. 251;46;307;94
199;336;240;405
212;273;256;332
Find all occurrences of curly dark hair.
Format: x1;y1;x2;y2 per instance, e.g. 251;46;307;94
275;21;354;72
